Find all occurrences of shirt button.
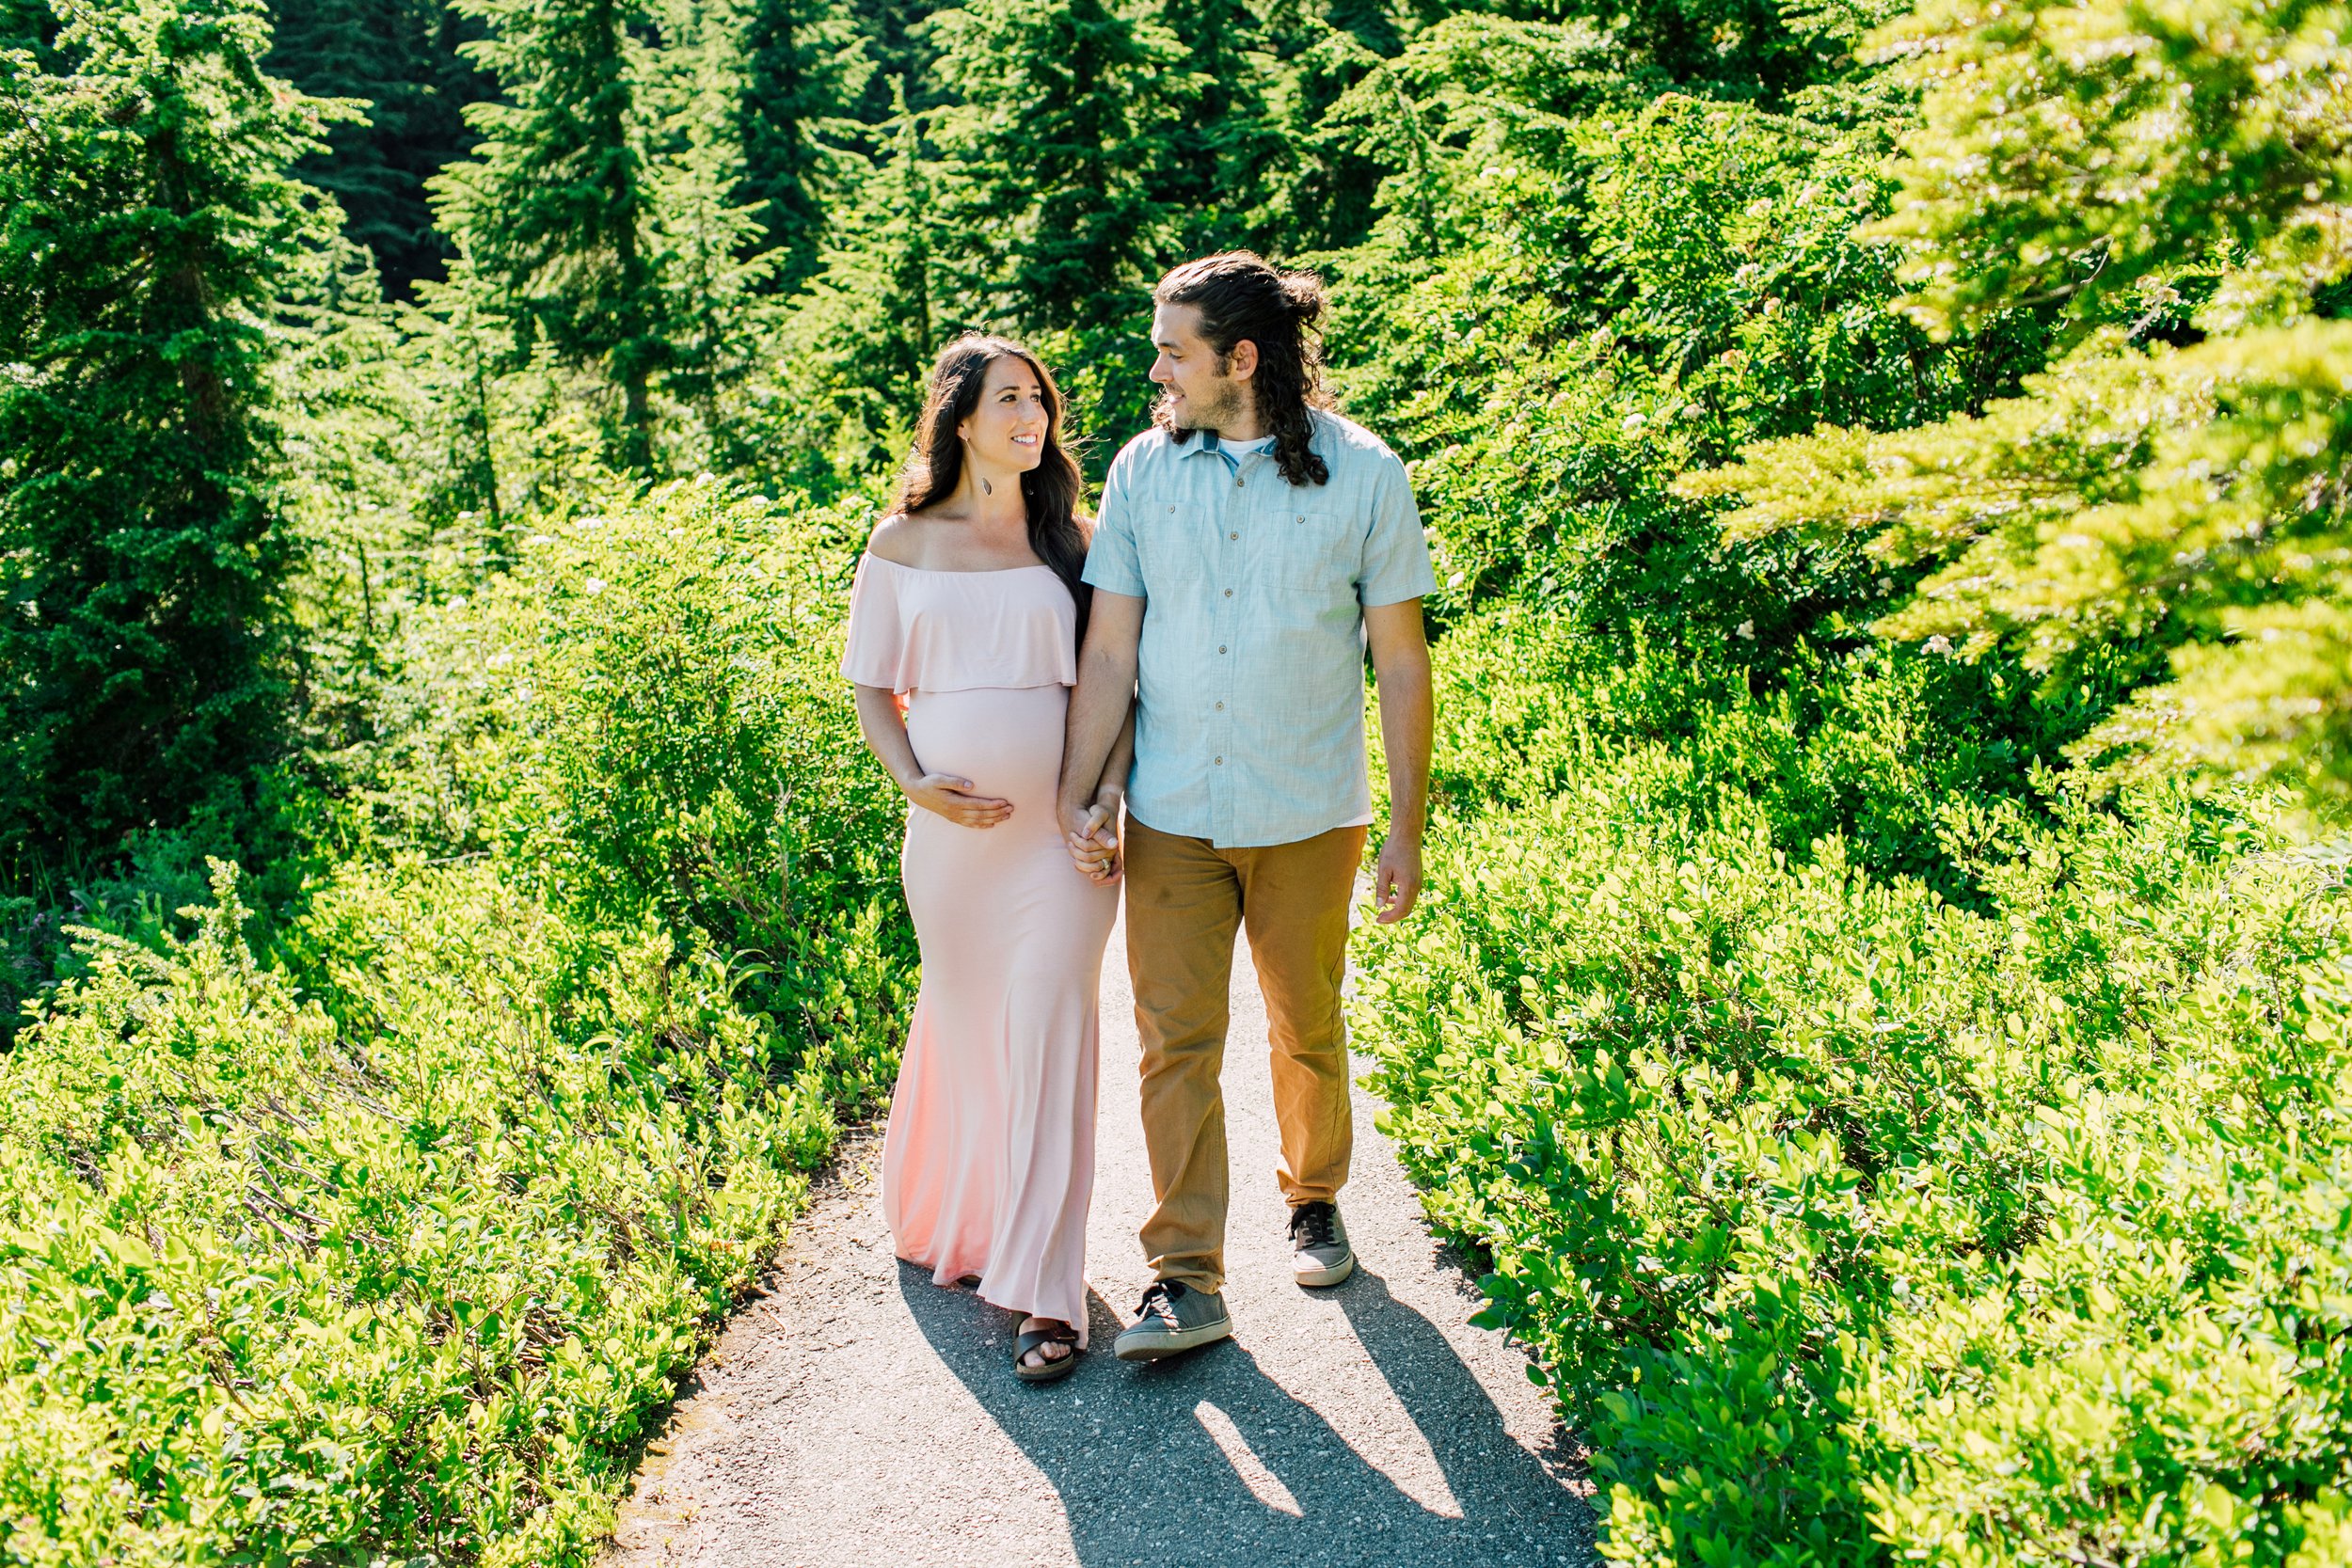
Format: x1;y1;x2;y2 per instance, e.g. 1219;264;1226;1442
1215;756;1223;765
1295;515;1305;523
1216;701;1224;710
1217;644;1227;654
1234;478;1244;489
1228;531;1238;540
1223;588;1232;597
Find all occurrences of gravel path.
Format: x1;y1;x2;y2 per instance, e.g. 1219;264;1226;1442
603;902;1596;1568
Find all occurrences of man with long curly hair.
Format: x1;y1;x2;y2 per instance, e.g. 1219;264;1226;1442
1057;250;1438;1363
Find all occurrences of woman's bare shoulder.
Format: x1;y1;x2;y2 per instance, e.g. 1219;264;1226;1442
865;512;926;567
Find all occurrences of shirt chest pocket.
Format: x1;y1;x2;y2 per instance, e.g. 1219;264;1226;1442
1263;509;1358;603
1134;492;1206;583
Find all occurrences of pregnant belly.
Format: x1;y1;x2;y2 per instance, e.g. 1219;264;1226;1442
903;684;1069;819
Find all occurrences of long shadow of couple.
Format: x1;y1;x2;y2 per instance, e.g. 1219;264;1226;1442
898;1256;1593;1568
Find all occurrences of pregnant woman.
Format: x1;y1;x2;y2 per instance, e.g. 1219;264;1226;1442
842;335;1127;1382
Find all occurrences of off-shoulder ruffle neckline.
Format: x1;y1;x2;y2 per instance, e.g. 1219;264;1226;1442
862;553;1057;578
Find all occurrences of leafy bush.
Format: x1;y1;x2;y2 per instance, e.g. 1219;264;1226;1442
1;863;834;1565
1354;612;2352;1565
0;481;914;1564
1422;604;2142;900
1343;11;2351;1554
3;827;242;1049
314;474;914;1096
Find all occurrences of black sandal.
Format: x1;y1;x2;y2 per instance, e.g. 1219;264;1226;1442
1013;1319;1080;1383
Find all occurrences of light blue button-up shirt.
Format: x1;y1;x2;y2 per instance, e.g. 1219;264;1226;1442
1083;408;1438;848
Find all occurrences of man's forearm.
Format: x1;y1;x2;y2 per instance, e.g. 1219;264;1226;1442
1099;704;1138;802
1059;647;1136;810
1375;659;1433;840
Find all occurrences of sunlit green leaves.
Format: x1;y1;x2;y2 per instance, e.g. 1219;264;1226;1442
1354;610;2352;1563
1864;0;2352;341
1680;0;2352;816
0;487;912;1566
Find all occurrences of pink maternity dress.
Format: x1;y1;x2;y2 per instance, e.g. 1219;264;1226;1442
840;553;1119;1342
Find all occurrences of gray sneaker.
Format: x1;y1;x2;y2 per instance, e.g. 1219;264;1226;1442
1113;1280;1232;1362
1289;1201;1355;1287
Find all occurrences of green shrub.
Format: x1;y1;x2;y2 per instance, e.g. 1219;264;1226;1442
0;862;847;1565
0;479;915;1563
1422;603;2146;901
1355;611;2352;1566
312;473;914;1101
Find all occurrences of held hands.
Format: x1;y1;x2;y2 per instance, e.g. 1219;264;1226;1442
1370;832;1422;925
903;771;1013;829
1061;792;1123;883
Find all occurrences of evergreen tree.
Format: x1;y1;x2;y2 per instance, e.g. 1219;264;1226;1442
648;0;776;433
0;0;57;59
433;0;664;467
265;0;492;297
737;0;870;293
0;0;350;865
1246;5;1408;261
1679;0;2352;814
922;0;1193;335
773;75;936;476
398;263;508;534
1481;0;1843;102
846;0;936;115
433;0;768;471
1151;0;1290;255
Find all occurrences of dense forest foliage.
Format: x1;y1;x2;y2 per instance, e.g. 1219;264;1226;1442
2;0;2347;1558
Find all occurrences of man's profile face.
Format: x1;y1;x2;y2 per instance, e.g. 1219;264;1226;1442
1149;302;1248;432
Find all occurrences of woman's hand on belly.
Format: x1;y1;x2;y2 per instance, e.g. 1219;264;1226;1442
902;771;1012;829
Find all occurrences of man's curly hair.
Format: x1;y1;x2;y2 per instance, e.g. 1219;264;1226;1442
1152;252;1334;488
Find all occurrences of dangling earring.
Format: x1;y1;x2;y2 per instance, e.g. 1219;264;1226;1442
981;477;993;496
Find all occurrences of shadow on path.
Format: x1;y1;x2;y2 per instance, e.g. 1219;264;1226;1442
899;1261;1590;1568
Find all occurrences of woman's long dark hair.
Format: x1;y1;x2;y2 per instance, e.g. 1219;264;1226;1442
893;334;1092;641
1152;251;1334;488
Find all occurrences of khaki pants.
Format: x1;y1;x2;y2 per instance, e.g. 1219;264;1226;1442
1123;816;1366;1295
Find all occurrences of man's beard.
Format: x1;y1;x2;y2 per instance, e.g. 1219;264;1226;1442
1154;376;1245;434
